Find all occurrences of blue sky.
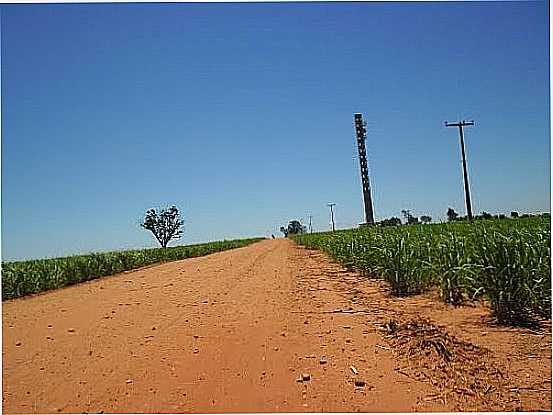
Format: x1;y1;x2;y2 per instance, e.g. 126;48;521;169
1;1;550;261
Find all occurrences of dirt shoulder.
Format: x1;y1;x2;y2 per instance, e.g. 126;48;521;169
292;244;552;412
2;239;550;413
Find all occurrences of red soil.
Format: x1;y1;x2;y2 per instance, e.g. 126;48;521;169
2;239;551;413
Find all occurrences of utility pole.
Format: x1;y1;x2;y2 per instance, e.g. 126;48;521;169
353;113;375;225
308;214;313;233
327;203;336;232
445;120;475;221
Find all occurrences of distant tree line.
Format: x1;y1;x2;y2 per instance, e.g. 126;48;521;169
374;208;549;227
446;208;549;222
376;209;432;227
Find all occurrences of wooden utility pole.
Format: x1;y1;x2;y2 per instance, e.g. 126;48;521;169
327;203;336;232
308;214;313;233
353;113;375;225
445;120;475;221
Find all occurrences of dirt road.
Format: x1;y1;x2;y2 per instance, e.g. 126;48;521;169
3;239;551;413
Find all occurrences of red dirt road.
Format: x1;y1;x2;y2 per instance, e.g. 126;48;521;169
2;239;551;413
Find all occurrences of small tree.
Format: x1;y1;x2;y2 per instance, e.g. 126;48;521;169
481;211;493;220
378;217;402;227
141;206;184;248
401;209;419;225
281;220;306;237
446;207;459;222
420;215;432;224
290;220;307;235
510;211;519;218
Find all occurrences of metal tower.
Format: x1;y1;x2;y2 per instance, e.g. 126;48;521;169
353;113;375;225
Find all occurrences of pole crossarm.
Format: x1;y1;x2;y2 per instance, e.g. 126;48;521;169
445;120;475;128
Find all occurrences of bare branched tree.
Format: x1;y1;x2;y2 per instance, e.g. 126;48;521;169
141;206;184;248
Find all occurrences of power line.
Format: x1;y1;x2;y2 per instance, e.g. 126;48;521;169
445;120;475;221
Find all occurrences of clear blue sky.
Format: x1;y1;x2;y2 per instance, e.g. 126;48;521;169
1;1;550;261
